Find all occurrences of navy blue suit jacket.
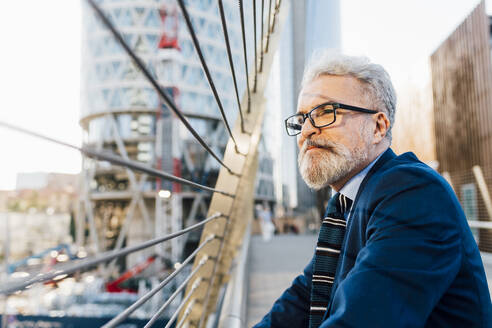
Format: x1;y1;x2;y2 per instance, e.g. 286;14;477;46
254;149;492;327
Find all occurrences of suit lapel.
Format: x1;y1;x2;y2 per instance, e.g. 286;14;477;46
322;148;396;321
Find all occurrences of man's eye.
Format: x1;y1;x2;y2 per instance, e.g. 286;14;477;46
287;123;302;130
313;108;333;118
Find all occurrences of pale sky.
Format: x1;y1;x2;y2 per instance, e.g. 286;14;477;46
341;0;488;89
0;0;489;190
0;1;82;190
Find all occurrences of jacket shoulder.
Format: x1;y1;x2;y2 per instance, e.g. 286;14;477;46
363;151;454;199
355;152;466;240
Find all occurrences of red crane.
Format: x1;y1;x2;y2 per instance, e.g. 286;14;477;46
159;3;179;49
105;255;156;293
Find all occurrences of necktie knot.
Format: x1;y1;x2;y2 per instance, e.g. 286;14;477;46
326;192;353;219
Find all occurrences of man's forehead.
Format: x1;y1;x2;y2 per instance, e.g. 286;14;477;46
297;75;368;111
299;92;342;103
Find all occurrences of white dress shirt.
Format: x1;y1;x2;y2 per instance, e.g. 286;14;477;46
337;152;384;221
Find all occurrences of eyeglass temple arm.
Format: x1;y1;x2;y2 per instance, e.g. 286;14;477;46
337;103;378;114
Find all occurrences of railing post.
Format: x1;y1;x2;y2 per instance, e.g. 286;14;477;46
217;223;252;328
442;171;455;193
472;165;492;219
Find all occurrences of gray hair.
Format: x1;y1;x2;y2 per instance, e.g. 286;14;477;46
301;51;396;141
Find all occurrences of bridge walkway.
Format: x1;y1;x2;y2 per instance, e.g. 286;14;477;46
246;234;317;327
246;234;492;327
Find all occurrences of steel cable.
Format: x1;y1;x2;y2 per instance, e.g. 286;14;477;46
102;235;216;328
163;277;202;328
0;215;223;295
265;0;273;51
176;299;196;328
260;0;265;72
82;148;235;196
253;0;258;92
176;0;242;155
144;256;209;328
85;0;239;175
0;122;234;197
274;0;281;28
238;0;252;114
217;0;246;134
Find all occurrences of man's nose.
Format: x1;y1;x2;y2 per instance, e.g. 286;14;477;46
300;118;320;139
298;118;320;148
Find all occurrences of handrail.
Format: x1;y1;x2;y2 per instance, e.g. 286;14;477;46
0;215;223;295
218;224;251;328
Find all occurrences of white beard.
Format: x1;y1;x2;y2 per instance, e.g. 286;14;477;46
297;136;369;190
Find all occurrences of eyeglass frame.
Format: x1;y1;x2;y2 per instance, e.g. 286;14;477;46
284;102;379;136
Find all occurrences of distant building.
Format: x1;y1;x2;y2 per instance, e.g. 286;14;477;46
430;1;492;251
15;172;49;190
0;172;78;214
273;0;341;215
0;172;77;262
391;80;436;165
16;172;78;192
0;212;72;262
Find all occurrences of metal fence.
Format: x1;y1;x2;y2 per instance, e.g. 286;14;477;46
441;165;492;252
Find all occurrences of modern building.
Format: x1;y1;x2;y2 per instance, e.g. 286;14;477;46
271;0;341;217
431;1;492;251
80;0;277;272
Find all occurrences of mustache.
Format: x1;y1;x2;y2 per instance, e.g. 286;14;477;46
300;138;339;154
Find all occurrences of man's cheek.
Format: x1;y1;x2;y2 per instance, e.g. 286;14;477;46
297;135;304;148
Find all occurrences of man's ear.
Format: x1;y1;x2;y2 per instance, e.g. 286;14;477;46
372;112;390;143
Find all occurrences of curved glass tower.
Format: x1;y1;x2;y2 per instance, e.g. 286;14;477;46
80;0;275;272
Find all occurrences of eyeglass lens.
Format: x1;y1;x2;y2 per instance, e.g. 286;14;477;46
285;104;335;135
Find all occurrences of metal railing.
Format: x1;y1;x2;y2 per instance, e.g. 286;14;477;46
441;165;492;252
0;0;288;327
217;223;251;328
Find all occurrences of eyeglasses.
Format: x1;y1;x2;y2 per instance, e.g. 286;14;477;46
284;102;379;136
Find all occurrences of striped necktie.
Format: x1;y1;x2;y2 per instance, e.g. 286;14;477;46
309;192;353;328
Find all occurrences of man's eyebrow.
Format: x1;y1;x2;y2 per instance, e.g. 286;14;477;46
296;93;342;114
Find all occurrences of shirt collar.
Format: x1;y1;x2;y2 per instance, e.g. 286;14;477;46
338;152;384;201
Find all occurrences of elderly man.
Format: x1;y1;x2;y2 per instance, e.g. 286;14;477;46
254;53;491;327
